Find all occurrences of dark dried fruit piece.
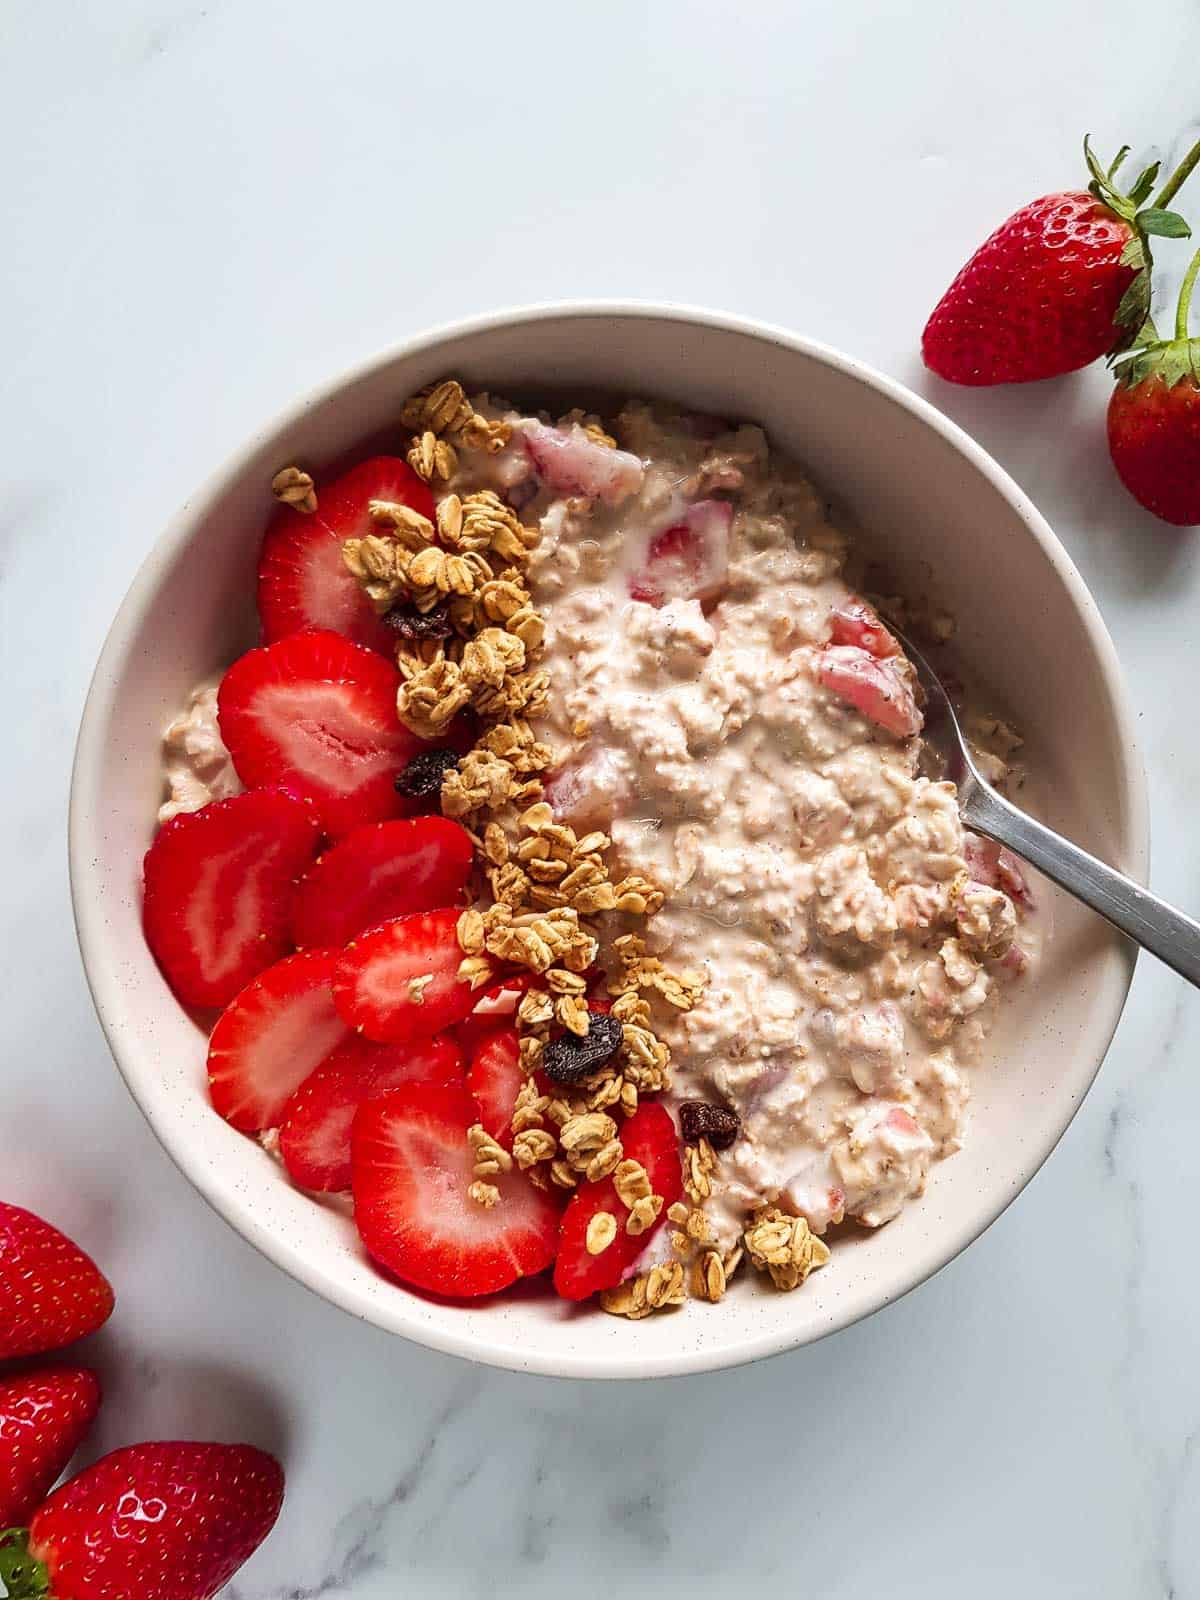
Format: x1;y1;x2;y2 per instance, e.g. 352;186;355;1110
678;1099;740;1150
395;748;460;799
383;601;454;640
542;1013;623;1085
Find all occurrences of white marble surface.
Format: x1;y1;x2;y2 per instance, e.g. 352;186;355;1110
4;1;1200;1593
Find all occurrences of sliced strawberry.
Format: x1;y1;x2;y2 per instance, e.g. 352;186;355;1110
258;514;392;656
316;454;435;542
964;831;1033;908
521;420;644;503
467;1028;527;1151
143;790;321;1010
817;645;923;739
207;950;350;1131
454;974;538;1060
828;596;902;659
351;1084;559;1297
291;818;474;950
279;1032;463;1191
553;1102;682;1301
258;456;434;653
629;499;731;607
333;908;478;1045
542;745;631;830
217;630;425;838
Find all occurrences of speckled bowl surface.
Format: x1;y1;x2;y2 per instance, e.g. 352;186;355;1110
69;303;1146;1379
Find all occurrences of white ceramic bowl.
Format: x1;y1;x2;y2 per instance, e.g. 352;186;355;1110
70;303;1147;1380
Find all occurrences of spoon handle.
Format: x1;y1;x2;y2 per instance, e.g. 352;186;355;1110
964;783;1200;989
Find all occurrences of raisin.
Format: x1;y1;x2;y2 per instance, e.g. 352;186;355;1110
542;1012;624;1085
395;748;460;799
383;601;453;640
678;1099;740;1151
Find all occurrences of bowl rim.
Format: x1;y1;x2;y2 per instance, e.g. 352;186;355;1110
69;299;1149;1380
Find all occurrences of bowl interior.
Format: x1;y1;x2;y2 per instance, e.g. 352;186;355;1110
71;307;1143;1378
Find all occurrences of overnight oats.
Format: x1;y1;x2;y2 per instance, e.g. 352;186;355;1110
142;380;1036;1318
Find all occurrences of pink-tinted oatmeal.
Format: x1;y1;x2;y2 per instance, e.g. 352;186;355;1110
467;396;1037;1252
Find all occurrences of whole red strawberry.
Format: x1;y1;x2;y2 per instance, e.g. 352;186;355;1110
923;137;1200;384
0;1204;115;1359
0;1368;101;1526
0;1442;284;1600
1108;245;1200;525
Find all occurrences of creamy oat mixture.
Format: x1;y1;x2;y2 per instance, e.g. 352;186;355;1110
159;680;241;823
160;388;1035;1281
462;396;1035;1252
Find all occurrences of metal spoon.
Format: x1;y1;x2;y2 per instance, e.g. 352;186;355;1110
895;627;1200;989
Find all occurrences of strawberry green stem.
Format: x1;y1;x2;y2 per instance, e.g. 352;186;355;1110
1177;244;1200;340
0;1529;49;1598
1153;134;1200;210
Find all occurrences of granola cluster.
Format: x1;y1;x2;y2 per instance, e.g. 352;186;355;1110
270;465;317;514
743;1207;832;1291
598;1261;686;1320
400;378;514;457
497;964;689;1194
342;486;546;745
642;1142;744;1309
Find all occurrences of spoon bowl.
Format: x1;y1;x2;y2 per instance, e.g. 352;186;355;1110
897;624;1200;989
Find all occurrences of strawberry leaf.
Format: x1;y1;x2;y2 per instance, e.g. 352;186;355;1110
1114;268;1152;332
1112;336;1200;390
1139;208;1196;238
1137;208;1192;239
1161;339;1200;386
1108;144;1132;181
1127;161;1162;207
1084;136;1110;189
1085;137;1137;219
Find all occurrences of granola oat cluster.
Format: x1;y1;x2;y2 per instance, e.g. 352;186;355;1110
270;465;317;514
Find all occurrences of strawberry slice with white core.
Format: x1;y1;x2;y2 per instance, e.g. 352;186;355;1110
218;630;425;839
466;1024;563;1151
258;456;434;654
628;499;732;607
521;419;644;504
333;907;479;1044
207;950;350;1131
291;817;474;949
828;596;902;659
553;1102;683;1301
467;1027;528;1151
817;645;923;739
143;789;321;1009
279;1032;463;1191
351;1083;560;1297
258;514;392;657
